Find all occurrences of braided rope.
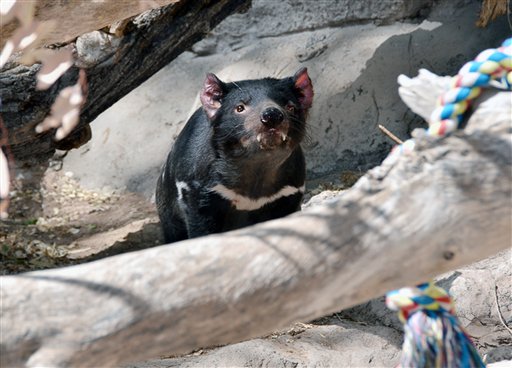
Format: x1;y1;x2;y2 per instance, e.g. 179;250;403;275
386;282;485;368
382;37;511;368
428;37;512;137
386;282;454;323
386;37;512;161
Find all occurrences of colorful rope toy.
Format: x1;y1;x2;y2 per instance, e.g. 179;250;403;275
386;282;485;368
386;37;512;160
428;37;512;137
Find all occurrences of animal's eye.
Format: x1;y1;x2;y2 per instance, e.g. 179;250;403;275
235;104;245;113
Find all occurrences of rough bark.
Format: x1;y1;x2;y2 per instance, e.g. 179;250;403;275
1;91;510;367
0;0;179;49
0;0;251;165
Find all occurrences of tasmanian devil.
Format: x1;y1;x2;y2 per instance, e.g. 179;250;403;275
156;68;314;243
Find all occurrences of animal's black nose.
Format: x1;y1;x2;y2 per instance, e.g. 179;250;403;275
260;107;284;127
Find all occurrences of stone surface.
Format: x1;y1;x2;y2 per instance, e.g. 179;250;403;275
129;320;402;368
61;0;510;198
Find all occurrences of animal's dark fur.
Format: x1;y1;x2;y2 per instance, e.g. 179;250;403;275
156;69;314;243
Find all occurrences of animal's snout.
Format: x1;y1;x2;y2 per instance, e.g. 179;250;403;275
260;107;284;127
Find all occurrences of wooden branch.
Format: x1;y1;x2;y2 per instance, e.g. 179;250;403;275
1;91;510;368
378;124;403;144
0;0;251;165
0;0;178;49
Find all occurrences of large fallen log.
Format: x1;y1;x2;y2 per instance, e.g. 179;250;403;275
0;0;251;165
1;82;510;366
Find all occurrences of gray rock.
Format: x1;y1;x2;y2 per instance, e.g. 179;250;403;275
201;0;434;53
130;321;402;367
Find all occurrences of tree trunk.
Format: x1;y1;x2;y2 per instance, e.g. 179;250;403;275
1;90;510;368
0;0;251;166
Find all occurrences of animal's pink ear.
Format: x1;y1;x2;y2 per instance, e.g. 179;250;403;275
200;73;224;120
293;68;314;111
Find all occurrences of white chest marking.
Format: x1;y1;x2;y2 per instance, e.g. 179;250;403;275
211;184;305;211
176;181;190;201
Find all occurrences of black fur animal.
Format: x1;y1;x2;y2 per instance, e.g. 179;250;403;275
156;68;314;243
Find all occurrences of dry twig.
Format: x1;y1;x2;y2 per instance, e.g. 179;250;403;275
378;124;404;145
494;284;512;336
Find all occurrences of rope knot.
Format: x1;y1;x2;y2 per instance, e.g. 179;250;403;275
386;281;454;322
386;281;485;367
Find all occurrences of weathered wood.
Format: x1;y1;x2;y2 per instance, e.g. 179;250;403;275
1;90;510;367
0;0;251;165
0;0;179;49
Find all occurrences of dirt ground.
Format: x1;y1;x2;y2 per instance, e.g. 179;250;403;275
1;159;163;275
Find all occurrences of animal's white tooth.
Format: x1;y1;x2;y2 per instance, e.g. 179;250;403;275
257;134;262;142
281;132;287;141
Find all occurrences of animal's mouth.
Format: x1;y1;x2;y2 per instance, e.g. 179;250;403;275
256;128;288;149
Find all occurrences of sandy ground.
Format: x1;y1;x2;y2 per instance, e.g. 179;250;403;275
1;158;162;275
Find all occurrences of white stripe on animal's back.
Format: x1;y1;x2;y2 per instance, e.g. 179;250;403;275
175;181;190;201
161;161;167;181
211;184;305;211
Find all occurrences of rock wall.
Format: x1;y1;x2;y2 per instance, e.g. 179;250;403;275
62;0;510;197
